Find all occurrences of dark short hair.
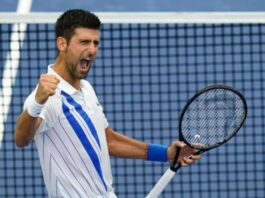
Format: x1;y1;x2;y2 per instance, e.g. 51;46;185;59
55;9;101;42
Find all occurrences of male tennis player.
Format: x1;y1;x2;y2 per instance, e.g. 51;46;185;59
14;9;200;197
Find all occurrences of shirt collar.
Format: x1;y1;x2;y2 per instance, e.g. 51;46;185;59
47;64;84;95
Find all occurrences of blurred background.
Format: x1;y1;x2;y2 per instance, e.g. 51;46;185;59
1;0;265;12
1;1;265;198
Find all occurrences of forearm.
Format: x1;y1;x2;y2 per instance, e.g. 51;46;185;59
106;127;147;159
14;110;42;147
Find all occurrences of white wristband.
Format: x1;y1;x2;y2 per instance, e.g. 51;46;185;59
27;98;45;117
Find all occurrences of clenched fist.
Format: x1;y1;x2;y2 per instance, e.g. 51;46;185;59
35;74;60;104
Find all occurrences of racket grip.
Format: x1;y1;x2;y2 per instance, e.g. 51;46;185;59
145;168;176;198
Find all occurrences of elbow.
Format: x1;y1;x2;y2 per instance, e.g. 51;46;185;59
13;132;30;148
15;142;28;148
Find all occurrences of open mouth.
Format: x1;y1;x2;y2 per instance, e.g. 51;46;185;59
79;58;91;70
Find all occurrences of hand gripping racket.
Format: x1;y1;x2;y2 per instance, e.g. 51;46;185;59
146;85;248;198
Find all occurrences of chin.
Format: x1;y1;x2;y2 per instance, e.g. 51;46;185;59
78;72;89;79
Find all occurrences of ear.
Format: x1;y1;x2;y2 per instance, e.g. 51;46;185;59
56;37;67;52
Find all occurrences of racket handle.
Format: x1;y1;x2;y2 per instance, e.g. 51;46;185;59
145;168;176;198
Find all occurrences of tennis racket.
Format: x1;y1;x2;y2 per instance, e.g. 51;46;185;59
146;84;248;198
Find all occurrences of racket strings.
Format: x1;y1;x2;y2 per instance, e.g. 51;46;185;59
181;89;246;149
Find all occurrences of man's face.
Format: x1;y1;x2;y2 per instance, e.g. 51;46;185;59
64;27;100;79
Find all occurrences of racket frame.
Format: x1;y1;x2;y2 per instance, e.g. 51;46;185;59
170;84;248;171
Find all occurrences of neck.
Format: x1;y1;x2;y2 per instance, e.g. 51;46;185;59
53;57;81;90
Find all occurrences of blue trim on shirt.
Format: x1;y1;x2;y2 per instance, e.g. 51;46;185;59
61;98;107;191
61;90;101;149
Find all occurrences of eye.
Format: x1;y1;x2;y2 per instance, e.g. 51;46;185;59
93;40;100;47
80;40;89;45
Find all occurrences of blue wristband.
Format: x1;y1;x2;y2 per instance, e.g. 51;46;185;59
147;144;168;162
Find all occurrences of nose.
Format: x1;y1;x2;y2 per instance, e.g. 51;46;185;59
87;43;98;56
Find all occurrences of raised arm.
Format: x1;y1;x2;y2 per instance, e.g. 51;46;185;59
14;74;59;147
